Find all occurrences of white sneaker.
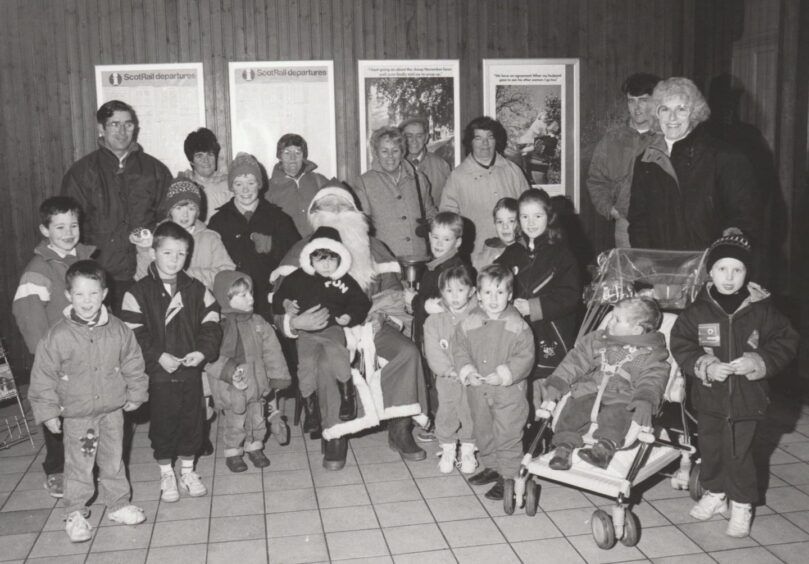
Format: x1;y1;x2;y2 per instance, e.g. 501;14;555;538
438;443;457;474
160;471;180;503
179;471;207;497
689;491;728;520
726;501;753;537
107;504;146;525
459;443;478;474
65;511;92;543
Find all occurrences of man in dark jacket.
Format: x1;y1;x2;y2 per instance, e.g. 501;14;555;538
61;100;171;310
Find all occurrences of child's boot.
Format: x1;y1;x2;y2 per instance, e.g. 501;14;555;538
246;450;271;468
689;491;728;520
266;397;290;446
336;379;357;421
726;501;753;537
549;443;574;471
438;443;457;473
578;439;617;469
302;393;321;434
459;443;478;474
226;455;248;473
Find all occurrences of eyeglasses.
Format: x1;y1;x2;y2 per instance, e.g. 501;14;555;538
657;105;691;120
106;120;136;132
193;152;216;161
281;148;304;158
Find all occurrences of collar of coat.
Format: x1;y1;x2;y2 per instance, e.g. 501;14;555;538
271;159;319;182
62;304;111;327
699;281;770;313
465;304;526;333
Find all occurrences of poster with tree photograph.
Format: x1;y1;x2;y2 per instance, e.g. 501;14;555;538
483;59;580;209
358;60;460;172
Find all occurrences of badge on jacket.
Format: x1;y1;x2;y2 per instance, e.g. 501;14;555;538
698;323;721;348
747;329;759;349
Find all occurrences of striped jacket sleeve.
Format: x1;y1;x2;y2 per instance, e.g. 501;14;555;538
12;270;52;354
119;287;164;375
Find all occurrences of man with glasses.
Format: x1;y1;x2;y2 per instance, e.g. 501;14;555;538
61;100;171;310
400;117;452;207
586;73;660;248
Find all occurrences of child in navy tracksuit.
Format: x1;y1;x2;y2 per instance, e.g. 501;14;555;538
671;235;798;538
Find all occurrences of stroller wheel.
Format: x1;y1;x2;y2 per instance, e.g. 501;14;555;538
620;510;640;547
525;479;540;516
503;479;516;515
591;509;616;550
689;463;704;502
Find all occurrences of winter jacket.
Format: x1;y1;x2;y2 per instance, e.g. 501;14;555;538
61;141;171;280
423;299;475;378
476;238;513;269
12;241;96;354
120;263;222;382
134;220;235;289
628;125;757;250
411;251;472;345
440;154;530;267
355;161;437;259
208;199;300;317
496;233;581;373
178;168;231;222
408;150;452;208
671;282;798;421
265;160;329;238
453;305;535;387
545;329;670;409
586;123;656;220
29;306;148;424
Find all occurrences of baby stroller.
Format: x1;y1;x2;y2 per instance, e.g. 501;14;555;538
506;248;709;549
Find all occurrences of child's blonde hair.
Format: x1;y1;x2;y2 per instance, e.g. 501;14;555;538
477;264;514;294
616;296;662;333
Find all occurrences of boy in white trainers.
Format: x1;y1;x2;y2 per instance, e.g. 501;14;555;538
671;235;798;537
422;264;478;474
29;261;149;542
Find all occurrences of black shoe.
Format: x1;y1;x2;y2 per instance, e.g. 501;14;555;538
246;450;271;468
468;468;501;486
387;417;427;461
199;439;215;457
302;393;321;434
322;437;348;471
577;439;616;469
548;444;573;471
337;379;357;421
225;455;248;473
484;477;505;500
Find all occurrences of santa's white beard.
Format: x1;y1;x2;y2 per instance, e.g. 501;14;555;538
310;210;377;291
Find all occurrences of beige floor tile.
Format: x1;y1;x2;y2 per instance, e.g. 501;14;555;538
209;513;268;543
212;492;266;517
771;462;809;485
768;540;809;563
327;529;389;560
640;477;690;501
155;496;211;521
366;480;421;504
383;523;448;554
784;509;809;532
767;447;801;465
765;485;809;512
353;446;403;465
90;521;154;552
439;517;505;548
311;466;363;488
127;447;156;464
360;461;412;483
321;505;379;532
0;488;57;512
263;451;310;473
27;555;86;564
493;513;563;542
567;532;645;563
634;525;702;558
679;519;758;552
404;458;447;479
452;543;521;564
0;472;23;493
264;469;315;492
710;546;783;563
537;485;595;512
317;484;371;508
131;479;161;502
145;543;207;564
426;495;487;522
12;471;46;491
391;549;456;564
28;529;91;559
214;472;263;495
374;500;433;528
208;538;268;564
264;487;318;514
0;508;50;534
266;532;330;564
652;554;715;564
127;463;158;483
85;548;147;563
749;513;809;544
648;496;725;525
546;507;596;536
0;457;33;474
511;537;586;564
149;517;209;547
416;476;472;499
782;441;809;461
336;557;393;564
265;509;323;538
0;532;38;561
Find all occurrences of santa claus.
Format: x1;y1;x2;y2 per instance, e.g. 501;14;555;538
271;181;428;470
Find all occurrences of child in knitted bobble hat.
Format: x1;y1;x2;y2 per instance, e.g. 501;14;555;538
671;234;798;538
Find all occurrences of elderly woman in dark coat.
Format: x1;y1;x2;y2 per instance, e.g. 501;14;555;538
628;77;757;251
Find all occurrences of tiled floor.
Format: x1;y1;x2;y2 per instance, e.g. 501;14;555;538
3;391;809;563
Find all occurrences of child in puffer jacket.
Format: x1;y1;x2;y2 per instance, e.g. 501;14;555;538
207;270;292;472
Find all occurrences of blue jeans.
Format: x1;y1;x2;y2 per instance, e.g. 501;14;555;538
63;409;131;517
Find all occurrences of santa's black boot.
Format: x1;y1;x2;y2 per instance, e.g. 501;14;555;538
302;393;321;435
322;436;348;471
336;379;357;421
387;417;427;461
